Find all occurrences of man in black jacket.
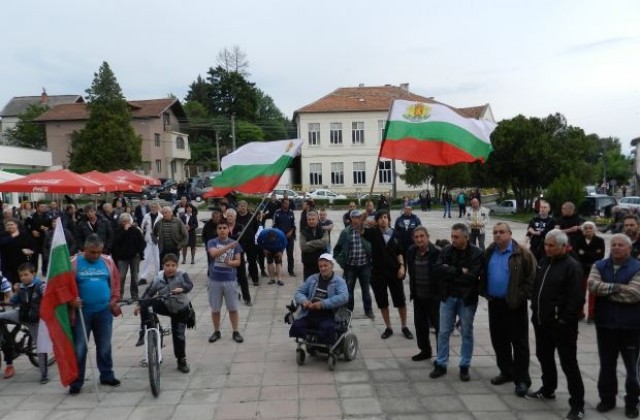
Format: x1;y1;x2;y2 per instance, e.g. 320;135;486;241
430;223;483;382
112;213;146;300
527;229;585;420
236;201;263;285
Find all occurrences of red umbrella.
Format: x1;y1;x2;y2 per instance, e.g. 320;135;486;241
0;169;104;194
106;170;161;186
82;171;142;193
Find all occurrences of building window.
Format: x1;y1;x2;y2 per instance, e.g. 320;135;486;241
154;133;160;147
163;112;171;130
378;120;387;142
155;159;162;173
309;163;322;185
352;122;364;144
379;160;392;184
171;161;177;177
330;162;344;185
330;123;343;145
353;161;366;185
308;123;320;146
176;136;185;150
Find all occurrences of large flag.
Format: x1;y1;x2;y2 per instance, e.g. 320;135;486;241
380;100;496;165
40;219;79;387
203;139;303;198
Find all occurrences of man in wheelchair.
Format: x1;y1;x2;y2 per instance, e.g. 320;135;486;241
289;253;348;345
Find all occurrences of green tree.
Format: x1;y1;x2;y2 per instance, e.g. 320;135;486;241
255;88;288;140
206;65;258;120
545;173;585;216
69;62;142;172
4;103;49;149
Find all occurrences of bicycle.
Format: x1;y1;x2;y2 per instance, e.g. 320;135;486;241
0;304;56;369
119;296;171;397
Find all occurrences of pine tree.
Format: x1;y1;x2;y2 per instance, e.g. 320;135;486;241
69;62;142;173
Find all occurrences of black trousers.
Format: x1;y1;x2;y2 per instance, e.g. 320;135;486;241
285;237;295;274
533;321;584;410
245;243;260;283
140;300;187;360
236;253;251;302
488;299;530;385
414;296;439;354
596;327;640;407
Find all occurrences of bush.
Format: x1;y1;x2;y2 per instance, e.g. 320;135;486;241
545;174;585;216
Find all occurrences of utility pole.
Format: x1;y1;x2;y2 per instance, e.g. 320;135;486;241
215;130;221;171
231;113;236;151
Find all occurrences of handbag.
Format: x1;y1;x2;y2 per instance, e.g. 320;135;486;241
164;293;191;314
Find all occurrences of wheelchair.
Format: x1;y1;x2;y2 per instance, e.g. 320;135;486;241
286;303;358;371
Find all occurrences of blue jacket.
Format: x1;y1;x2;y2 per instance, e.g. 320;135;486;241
257;228;287;253
593;257;640;329
294;272;348;319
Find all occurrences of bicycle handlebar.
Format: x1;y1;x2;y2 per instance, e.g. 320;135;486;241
116;294;173;306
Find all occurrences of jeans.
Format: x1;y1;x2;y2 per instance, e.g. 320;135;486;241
71;307;116;390
435;296;477;368
596;327;640;408
443;202;451;218
344;264;373;315
117;256;140;299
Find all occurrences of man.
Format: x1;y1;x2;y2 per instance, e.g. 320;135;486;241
139;202;161;285
526;200;555;261
289;253;349;344
112;213;146;300
406;226;441;361
394;204;422;259
152;206;188;266
256;227;287;285
47;200;63;220
556;202;584;250
77;205;113;255
334;209;374;319
263;193;281;227
343;201;356;227
202;208;222;275
173;195;197;218
68;234;121;395
318;208;334;252
456;191;467;218
574;221;605;322
134;195;151;227
236;200;264;286
273;198;296;277
623;214;640;258
299;199;315;232
465;198;490;250
588;234;640;418
363;209;412;340
480;222;536;397
112;192;127;208
430;223;483;382
299;210;329;280
100;203;119;233
527;230;585;420
25;201;51;273
226;208;251;305
207;221;244;344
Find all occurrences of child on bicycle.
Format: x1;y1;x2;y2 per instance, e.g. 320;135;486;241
134;253;193;373
0;263;48;383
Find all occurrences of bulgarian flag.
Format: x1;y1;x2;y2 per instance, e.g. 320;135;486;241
380;100;496;165
40;218;79;386
203;139;303;197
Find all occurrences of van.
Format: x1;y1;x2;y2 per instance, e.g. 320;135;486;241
578;195;617;217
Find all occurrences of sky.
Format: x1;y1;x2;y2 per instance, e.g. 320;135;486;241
2;0;639;151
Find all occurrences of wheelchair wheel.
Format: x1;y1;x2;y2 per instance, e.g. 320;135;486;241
342;333;358;361
327;354;336;371
306;347;317;357
296;349;306;366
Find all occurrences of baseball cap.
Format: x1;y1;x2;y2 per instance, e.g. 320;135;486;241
318;253;335;263
350;209;363;218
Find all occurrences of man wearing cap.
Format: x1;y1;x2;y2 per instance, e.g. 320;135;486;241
394;204;422;259
289;253;349;344
134;196;151;227
334;209;375;319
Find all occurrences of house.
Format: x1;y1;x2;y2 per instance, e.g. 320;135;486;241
0;89;84;142
34;98;191;181
294;83;494;197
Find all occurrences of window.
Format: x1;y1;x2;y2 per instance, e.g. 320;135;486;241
163;112;171;130
309;163;322;185
154;133;160;147
353;161;366;185
352;122;364;144
330;123;343;145
176;136;185;150
330;162;344;185
155;159;162;173
378;160;392;184
378;120;387;142
170;161;177;177
308;123;320;146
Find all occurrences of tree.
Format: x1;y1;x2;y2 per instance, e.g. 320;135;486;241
69;62;142;172
255;88;288;140
207;65;258;120
216;45;250;76
4;103;49;149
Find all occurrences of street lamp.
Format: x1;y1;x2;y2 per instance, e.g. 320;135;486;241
601;143;608;194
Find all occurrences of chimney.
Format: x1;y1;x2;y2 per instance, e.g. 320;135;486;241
399;83;409;92
41;87;48;104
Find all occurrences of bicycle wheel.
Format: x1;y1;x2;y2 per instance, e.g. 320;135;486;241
20;326;57;368
147;330;161;397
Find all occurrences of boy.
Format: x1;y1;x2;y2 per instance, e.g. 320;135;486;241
0;263;48;383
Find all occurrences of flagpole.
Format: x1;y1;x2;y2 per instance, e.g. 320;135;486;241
233;194;269;244
77;308;101;402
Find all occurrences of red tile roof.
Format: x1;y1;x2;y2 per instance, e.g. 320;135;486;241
458;104;490;119
34;98;180;122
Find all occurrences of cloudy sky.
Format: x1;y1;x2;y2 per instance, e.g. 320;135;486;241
3;0;639;149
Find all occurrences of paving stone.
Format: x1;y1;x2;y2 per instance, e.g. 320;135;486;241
341;397;384;416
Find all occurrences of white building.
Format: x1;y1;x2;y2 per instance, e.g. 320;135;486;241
0;144;53;206
294;83;494;197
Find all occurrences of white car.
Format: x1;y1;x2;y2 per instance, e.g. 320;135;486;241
488;199;517;215
305;189;348;203
617;196;640;211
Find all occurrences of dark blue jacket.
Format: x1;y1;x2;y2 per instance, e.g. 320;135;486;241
593;257;640;329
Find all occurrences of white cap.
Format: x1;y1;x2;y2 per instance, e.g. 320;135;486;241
318;253;334;263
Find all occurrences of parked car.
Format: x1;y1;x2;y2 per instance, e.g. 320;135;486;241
271;189;303;209
487;199;517;215
617;196;640;211
578;194;617;217
305;189;348;203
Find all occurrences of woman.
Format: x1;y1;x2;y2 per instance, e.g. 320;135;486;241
19;202;34;222
112;213;146;300
0;219;34;284
574;221;605;322
179;205;198;264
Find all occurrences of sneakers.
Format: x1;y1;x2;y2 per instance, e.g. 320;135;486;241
411;351;432;361
401;327;414;339
208;331;221;343
626;405;640;419
277;280;284;286
515;382;529;397
566;408;584;420
232;331;244;343
3;365;14;379
596;401;615;412
252;281;260;286
365;312;375;320
459;366;470;382
40;377;49;385
100;378;121;387
135;334;145;347
525;388;556;400
381;327;393;339
429;364;447;379
268;279;276;285
177;358;190;373
69;386;81;396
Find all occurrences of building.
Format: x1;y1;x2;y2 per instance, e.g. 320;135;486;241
294;83;494;196
0;144;53;206
34;98;191;181
0;89;84;143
